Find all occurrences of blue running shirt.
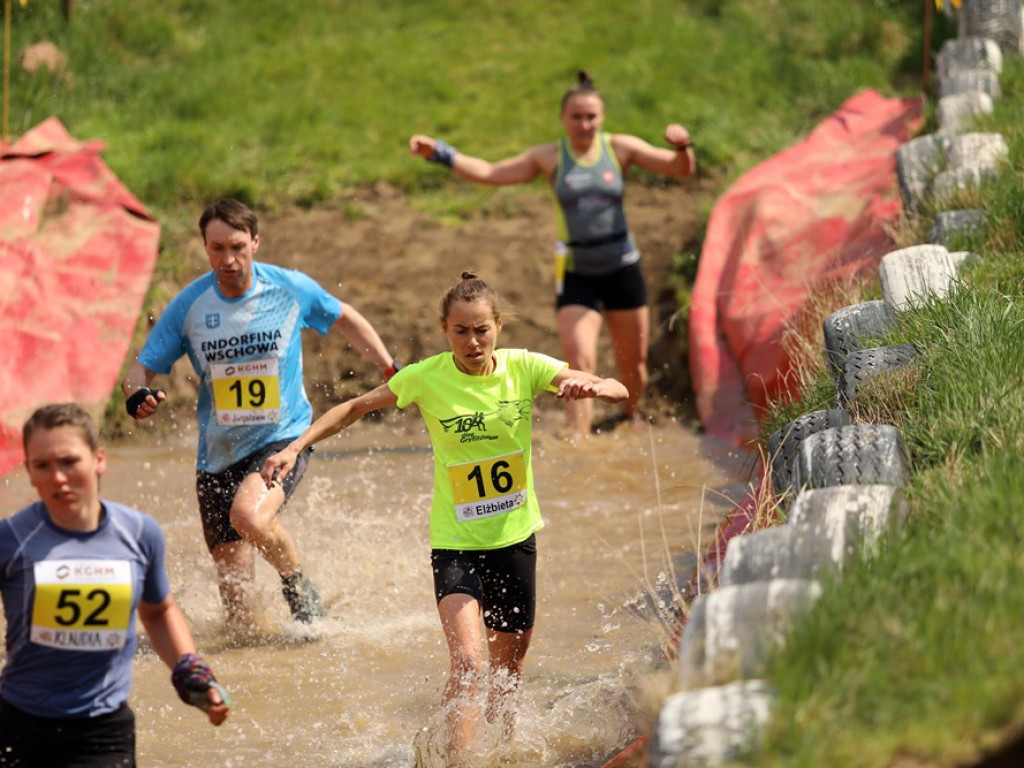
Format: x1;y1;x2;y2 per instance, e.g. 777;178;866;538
138;262;342;472
0;501;169;718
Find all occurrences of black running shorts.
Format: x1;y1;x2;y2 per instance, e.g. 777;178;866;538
196;440;312;551
556;261;647;312
431;534;537;634
0;698;136;767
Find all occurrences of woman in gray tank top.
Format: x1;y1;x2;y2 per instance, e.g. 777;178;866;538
410;70;695;439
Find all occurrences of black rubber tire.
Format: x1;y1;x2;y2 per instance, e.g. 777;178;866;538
958;0;1023;55
823;301;896;375
788;484;908;554
676;595;707;689
896;135;947;214
937;69;1002;100
791;424;909;493
835;343;919;407
767;408;850;498
936;37;1002;80
928;209;986;247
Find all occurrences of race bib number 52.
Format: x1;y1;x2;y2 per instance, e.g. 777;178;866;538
448;451;527;522
31;560;133;651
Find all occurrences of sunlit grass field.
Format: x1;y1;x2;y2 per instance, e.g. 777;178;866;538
3;0;933;219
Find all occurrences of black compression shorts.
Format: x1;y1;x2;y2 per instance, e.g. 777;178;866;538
0;698;136;767
431;534;537;634
196;440;312;551
556;261;647;312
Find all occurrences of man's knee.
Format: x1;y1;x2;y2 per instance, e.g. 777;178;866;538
228;503;263;539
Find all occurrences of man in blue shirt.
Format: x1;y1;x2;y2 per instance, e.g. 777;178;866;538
121;198;399;628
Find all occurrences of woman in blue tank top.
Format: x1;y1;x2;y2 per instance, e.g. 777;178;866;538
409;69;695;439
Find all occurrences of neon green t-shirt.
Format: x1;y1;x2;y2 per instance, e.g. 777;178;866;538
388;348;566;550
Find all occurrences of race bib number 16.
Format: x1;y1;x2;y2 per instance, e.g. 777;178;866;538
31;560;133;652
449;451;527;523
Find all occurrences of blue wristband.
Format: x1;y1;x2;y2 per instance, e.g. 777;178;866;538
428;140;457;168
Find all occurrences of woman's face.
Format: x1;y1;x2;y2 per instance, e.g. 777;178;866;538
442;298;502;375
561;93;605;150
25;425;106;528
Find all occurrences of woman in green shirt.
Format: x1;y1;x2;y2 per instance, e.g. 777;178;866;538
261;271;626;759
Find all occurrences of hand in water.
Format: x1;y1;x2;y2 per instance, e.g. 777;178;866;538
204;685;231;726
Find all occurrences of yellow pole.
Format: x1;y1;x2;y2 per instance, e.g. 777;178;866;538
3;0;11;142
923;0;932;92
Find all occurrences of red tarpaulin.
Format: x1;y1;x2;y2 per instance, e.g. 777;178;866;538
689;89;924;447
0;117;159;476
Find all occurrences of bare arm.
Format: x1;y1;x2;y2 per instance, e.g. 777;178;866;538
409;134;556;186
336;305;397;377
550;368;629;403
611;123;696;177
261;384;399;486
137;596;229;725
121;362;165;419
137;595;196;669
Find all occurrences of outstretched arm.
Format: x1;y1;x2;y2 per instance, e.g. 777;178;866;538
138;596;229;725
335;305;399;379
261;384;399;486
550;368;629;403
409;134;555;185
612;123;696;177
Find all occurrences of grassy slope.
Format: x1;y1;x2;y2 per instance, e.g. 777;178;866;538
753;56;1024;767
4;0;930;219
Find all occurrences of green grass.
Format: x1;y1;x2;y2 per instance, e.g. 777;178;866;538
3;0;938;223
756;290;1024;765
748;52;1024;767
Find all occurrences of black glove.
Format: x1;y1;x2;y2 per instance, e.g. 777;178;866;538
171;653;231;713
125;387;164;419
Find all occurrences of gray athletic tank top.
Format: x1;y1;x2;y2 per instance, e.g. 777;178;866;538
552;132;639;276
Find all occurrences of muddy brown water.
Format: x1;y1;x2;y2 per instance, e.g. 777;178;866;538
0;414;750;767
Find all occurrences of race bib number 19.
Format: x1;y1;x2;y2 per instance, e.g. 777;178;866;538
210;358;282;425
448;451;527;523
31;560;133;652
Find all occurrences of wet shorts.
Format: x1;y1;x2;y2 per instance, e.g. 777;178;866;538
196;440;312;552
556;261;647;312
0;698;136;767
431;534;537;634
